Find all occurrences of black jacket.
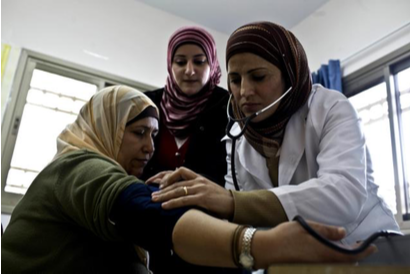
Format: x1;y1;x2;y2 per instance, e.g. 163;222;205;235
142;86;229;187
141;87;241;273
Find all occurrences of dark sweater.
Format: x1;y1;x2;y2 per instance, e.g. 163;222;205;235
142;86;229;186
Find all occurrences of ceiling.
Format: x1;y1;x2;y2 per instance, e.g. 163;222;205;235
136;0;329;34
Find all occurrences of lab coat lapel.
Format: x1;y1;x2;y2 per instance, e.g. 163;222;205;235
279;100;310;186
233;86;313;189
236;130;272;189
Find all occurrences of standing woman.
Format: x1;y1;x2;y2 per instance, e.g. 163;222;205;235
141;26;228;186
151;21;400;245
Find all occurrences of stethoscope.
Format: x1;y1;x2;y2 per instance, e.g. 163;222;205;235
225;86;293;191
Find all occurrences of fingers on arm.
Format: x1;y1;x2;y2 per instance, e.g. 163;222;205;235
162;193;202;209
158;179;199;194
152;185;187;202
146;171;172;184
154;184;205;209
162;167;199;188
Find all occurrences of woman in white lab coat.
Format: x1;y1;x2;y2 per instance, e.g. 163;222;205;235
150;21;399;245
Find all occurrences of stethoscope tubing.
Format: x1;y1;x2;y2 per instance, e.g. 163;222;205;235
294;215;403;254
226;86;292;190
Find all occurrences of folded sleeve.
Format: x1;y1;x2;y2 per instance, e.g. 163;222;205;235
231;189;288;227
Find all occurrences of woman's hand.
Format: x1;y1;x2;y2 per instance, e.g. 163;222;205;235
146;171;173;185
253;220;377;269
151;167;234;220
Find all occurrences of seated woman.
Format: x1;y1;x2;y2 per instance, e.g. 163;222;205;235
150;21;400;245
1;86;374;274
141;26;229;186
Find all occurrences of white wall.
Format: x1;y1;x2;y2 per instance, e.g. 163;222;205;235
292;0;410;76
1;0;229;89
3;0;409;87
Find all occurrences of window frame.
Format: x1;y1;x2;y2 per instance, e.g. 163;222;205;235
1;49;156;213
343;43;410;231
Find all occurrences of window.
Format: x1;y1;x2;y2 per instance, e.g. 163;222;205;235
343;44;410;229
349;83;396;213
1;50;155;213
5;69;97;195
396;67;410;220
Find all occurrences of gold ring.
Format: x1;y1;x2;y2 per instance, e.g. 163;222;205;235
183;186;188;196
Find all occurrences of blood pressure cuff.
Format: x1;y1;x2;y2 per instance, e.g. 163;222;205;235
111;183;242;274
111;183;188;252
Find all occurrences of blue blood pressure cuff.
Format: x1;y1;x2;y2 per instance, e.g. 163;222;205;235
111;183;189;252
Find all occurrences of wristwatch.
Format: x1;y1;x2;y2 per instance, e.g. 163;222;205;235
239;227;257;270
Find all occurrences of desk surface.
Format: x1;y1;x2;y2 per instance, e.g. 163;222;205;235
267;235;410;273
267;264;409;274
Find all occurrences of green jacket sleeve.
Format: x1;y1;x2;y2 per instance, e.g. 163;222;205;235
54;150;141;241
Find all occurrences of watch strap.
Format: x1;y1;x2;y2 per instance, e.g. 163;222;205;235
239;227;257;270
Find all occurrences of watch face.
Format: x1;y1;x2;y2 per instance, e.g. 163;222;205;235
239;253;254;269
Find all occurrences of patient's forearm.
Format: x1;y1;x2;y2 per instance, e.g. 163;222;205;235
172;209;237;268
171;209;375;269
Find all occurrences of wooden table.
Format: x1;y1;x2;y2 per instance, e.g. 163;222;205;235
267;264;410;273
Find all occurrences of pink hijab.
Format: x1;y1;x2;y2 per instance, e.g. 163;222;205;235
161;26;222;138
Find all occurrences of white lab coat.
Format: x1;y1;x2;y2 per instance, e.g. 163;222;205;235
224;84;399;244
